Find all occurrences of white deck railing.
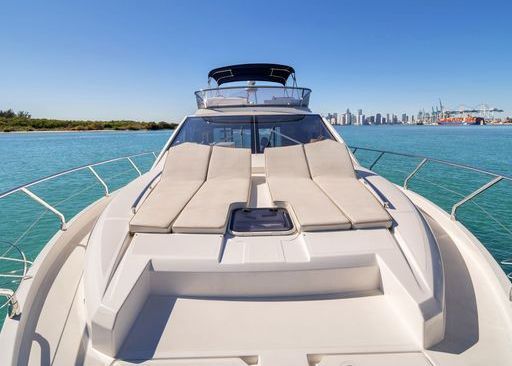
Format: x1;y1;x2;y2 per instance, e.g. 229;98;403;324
194;86;311;109
0;151;158;319
350;145;512;279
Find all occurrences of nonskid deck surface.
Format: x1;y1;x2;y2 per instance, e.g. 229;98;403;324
117;294;417;360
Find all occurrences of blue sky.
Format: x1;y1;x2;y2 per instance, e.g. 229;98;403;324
1;0;511;121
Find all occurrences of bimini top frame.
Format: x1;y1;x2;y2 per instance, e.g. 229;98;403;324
207;63;296;87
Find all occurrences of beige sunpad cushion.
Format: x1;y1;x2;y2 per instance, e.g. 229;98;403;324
172;146;251;234
129;143;211;233
265;144;351;231
304;139;357;180
304;140;392;229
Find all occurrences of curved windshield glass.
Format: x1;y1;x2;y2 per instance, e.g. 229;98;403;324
171;114;333;153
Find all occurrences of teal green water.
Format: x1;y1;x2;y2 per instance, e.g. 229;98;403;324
336;125;512;267
0;126;511;326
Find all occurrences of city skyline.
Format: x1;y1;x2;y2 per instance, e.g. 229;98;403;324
323;109;413;126
323;106;510;126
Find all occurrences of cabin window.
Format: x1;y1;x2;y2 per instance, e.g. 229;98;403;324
171;114;333;153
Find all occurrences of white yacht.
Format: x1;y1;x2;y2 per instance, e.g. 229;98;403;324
1;64;512;366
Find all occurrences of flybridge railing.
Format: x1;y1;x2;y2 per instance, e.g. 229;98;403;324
194;85;311;109
350;145;512;279
0;151;158;320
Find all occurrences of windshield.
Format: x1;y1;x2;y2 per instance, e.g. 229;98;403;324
170;114;333;153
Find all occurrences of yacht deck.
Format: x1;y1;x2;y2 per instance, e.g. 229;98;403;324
14;195;512;366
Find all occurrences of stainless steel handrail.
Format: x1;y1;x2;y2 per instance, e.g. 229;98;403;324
0;289;20;318
0;151;158;319
0;151;155;200
0;240;32;318
351;144;512;277
194;85;312;109
0;151;157;230
351;146;512;181
196;85;312;93
349;146;512;221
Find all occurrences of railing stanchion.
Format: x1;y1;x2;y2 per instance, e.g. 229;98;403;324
20;188;67;230
451;176;503;221
127;157;142;176
369;152;385;170
404;158;428;190
0;289;20;318
88;166;109;196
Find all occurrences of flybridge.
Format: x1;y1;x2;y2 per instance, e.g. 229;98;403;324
195;63;311;109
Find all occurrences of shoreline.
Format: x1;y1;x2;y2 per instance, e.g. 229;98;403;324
0;128;175;134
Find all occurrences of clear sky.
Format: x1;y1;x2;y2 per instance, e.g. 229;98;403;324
1;0;511;121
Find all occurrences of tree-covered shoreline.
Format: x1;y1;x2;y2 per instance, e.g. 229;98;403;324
0;109;177;132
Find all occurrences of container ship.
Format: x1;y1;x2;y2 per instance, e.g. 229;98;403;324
438;115;485;126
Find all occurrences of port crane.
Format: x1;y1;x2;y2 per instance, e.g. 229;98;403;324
432;100;504;122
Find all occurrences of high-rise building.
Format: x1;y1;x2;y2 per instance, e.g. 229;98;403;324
401;113;407;123
356;109;363;126
345;108;352;125
375;113;382;124
386;113;390;125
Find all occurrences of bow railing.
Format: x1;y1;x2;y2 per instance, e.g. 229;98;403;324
0;151;158;323
350;145;512;279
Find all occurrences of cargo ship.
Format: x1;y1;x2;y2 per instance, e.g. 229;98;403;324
438;115;485;126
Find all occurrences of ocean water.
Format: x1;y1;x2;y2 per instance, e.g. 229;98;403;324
337;125;512;271
0;126;511;326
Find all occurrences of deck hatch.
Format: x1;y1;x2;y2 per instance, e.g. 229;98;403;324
230;208;294;234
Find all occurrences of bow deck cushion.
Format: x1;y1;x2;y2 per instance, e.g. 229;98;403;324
129;143;211;233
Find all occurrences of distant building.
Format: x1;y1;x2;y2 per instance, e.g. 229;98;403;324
324;112;339;125
356;109;363;125
375;113;382;124
345;108;352;125
357;114;365;126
